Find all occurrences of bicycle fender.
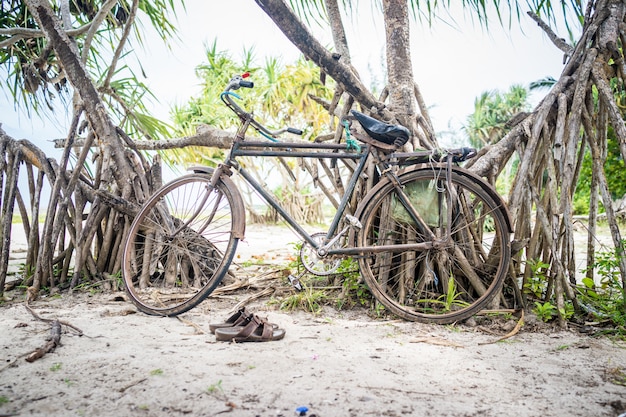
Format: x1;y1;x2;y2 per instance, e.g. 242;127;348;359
447;167;513;232
187;166;247;240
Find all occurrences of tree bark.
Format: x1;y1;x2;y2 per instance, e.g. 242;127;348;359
255;0;392;119
382;0;436;149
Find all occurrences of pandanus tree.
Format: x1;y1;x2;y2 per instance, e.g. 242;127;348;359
1;0;625;325
253;0;626;323
0;0;178;295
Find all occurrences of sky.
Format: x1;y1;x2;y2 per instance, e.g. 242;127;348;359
0;0;579;150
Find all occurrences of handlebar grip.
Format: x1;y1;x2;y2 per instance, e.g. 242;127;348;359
240;80;254;88
287;127;303;135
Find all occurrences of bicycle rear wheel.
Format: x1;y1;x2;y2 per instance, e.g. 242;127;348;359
356;167;511;324
122;173;243;316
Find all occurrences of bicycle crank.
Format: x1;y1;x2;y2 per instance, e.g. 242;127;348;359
300;233;342;275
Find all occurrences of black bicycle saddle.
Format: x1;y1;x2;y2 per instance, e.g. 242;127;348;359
351;110;410;147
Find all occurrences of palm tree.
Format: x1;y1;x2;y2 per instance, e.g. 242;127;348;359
170;44;334;223
465;85;530;149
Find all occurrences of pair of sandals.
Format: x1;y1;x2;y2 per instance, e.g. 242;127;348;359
209;307;285;342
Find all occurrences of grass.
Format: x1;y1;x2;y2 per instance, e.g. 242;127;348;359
207;380;223;393
607;366;626;386
276;285;329;313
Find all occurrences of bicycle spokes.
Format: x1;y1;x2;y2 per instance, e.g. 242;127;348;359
357;168;510;323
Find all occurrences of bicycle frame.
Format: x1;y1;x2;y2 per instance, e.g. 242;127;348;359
209;73;496;259
216;138;447;258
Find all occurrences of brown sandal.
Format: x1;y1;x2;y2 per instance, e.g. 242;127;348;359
214;314;285;342
209;307;250;334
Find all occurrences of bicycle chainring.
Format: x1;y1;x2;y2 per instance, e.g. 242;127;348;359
300;232;342;276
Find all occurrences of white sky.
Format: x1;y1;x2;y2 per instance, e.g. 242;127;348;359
0;0;578;150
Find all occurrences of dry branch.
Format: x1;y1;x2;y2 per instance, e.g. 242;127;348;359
25;319;61;362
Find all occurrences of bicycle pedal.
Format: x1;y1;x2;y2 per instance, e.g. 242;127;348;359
346;215;362;230
288;274;303;291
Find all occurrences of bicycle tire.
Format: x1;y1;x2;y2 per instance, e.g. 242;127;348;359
356;167;511;324
122;173;244;316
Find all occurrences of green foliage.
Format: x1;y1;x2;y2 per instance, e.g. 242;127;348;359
292;1;584;33
207;380;224;394
464;85;530;149
275;245;371;314
439;276;470;311
465;85;529;196
278;284;329;313
416;275;470;312
523;259;550;299
150;368;164;376
524;259;575;322
578;240;626;334
0;396;8;405
337;258;371;309
574;128;626;215
170;42;334;166
533;301;557;321
532;301;574;322
1;0;179;141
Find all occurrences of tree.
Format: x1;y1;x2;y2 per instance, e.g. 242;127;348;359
2;0;625;325
463;85;530;198
171;44;335;223
465;85;530;149
250;0;626;322
0;0;180;295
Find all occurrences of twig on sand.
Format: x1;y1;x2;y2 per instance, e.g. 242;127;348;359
118;378;148;393
25;319;62;362
176;316;208;334
409;336;465;348
21;303;85;363
25;304;84;336
478;309;525;345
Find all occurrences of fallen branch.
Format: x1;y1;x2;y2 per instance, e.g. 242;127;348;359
22;303;85;363
25;304;84;336
25;319;61;362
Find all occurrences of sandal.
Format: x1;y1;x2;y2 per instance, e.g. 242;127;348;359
214;314;285;342
209;307;250;334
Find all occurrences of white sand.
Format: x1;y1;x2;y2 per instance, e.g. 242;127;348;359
1;224;625;416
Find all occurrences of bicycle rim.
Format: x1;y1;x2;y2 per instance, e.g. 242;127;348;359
357;168;511;324
123;174;239;316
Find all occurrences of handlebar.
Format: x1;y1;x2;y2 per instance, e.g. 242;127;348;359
220;74;303;141
221;74;475;163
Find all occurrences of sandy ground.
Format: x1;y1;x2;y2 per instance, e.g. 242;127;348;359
1;224;626;417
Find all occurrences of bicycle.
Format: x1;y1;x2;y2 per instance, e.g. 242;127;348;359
122;73;513;324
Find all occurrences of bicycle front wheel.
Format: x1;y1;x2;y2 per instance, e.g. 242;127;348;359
122;173;243;316
357;167;511;324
